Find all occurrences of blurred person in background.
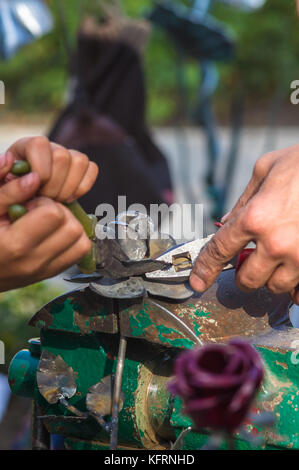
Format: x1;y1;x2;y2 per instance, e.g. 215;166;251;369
190;0;299;306
48;13;174;215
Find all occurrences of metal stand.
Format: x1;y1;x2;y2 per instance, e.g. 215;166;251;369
31;401;50;450
110;336;127;450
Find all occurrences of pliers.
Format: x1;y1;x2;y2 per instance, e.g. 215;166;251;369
145;235;254;282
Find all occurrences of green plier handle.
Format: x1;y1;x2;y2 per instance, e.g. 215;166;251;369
9;161;97;274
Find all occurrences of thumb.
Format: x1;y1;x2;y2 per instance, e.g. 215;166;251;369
190;211;251;292
0;172;41;216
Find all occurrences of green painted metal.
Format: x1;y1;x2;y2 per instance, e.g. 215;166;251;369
8;284;299;450
8;347;39;398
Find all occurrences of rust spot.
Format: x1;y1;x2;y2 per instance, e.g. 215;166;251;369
29;307;53;328
276;361;288;370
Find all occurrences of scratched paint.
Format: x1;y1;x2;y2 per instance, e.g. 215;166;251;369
8;282;299;450
129;309;194;349
193;308;211;318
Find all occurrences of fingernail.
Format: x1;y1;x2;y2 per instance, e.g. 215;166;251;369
20;172;38;189
0;153;7;169
190;274;206;292
221;211;231;224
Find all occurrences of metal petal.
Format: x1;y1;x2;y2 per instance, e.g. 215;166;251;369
90;277;146;299
86;375;124;417
109;221;148;261
143;279;194;300
64;273;102;283
37;350;77;404
149;233;177;259
116;211;155;239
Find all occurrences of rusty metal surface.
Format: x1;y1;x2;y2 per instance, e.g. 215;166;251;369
31;402;51;450
120;270;291;348
40;415;104;440
29;287;118;334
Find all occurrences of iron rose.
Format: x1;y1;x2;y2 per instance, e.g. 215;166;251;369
168;339;264;433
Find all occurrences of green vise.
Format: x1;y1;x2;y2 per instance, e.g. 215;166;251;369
8;270;299;450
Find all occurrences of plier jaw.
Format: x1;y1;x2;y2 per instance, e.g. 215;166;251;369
145;236;254;282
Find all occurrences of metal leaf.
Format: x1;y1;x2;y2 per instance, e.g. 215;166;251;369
149;233;177;259
86;375;124;418
109;221;148;261
64;273;103;283
143;279;194;300
90;277;146;299
37;350;77;404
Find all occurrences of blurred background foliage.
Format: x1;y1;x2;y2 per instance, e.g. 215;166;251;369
0;283;62;373
0;0;299;123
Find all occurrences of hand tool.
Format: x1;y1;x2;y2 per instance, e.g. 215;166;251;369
145;235;254;281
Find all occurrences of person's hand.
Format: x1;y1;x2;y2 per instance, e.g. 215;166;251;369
0;168;91;291
0;136;99;292
190;145;299;304
3;136;98;202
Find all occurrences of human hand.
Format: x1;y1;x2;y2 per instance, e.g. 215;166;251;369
190;145;299;304
0;165;91;291
3;136;98;203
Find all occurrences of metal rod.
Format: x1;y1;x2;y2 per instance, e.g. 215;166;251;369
109;335;127;450
59;396;85;417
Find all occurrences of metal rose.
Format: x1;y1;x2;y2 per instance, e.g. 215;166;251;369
168;339;264;433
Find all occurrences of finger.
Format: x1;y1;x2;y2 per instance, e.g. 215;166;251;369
40;232;91;278
190;210;251;292
9;198;65;250
0;215;9;228
8;137;53;183
39;146;71;198
55;150;89;202
33;204;87;263
0;172;41;216
266;263;299;295
234;244;278;292
71;161;99;201
0;151;14;182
